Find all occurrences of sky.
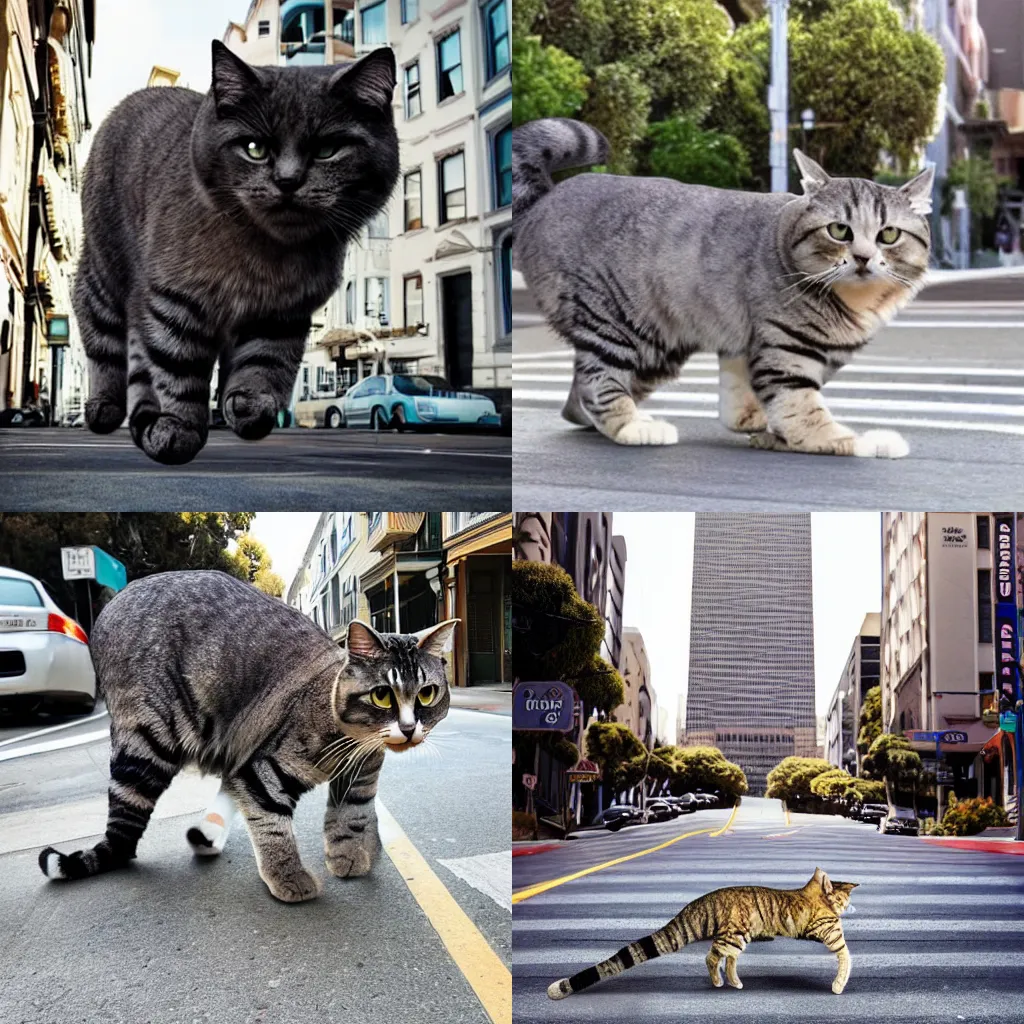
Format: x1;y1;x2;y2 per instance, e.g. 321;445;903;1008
248;512;322;593
614;512;882;742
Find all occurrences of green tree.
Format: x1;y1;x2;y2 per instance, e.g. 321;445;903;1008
581;62;651;174
862;733;923;811
586;721;648;792
653;745;748;798
512;36;589;127
765;756;834;801
565;653;625;716
843;777;886;804
642;117;751;188
857;685;882;752
943;154;1012;250
233;534;285;598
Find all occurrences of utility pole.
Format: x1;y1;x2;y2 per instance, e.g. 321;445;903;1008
768;0;790;193
324;1;335;64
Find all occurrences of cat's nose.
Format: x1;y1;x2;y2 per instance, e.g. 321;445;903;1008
275;174;303;195
400;722;417;740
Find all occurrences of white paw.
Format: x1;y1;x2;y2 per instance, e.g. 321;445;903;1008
187;818;229;857
720;404;768;433
547;980;570;1000
727;979;743;990
832;979;846;995
614;418;678;446
711;975;724;988
852;429;909;459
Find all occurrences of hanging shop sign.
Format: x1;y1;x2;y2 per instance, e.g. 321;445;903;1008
512;681;577;732
566;757;601;783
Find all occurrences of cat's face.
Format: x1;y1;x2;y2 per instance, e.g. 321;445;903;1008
333;619;458;752
812;867;858;913
784;150;933;297
192;41;400;245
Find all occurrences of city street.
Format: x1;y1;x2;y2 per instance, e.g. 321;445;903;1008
512;281;1024;509
0;703;511;1024
512;797;1024;1023
0;428;511;510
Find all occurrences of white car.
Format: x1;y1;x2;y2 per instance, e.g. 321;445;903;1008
0;567;96;714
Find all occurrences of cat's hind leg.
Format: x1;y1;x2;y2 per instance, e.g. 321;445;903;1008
220;316;310;441
75;255;128;434
39;724;179;881
705;945;725;988
186;785;238;857
323;748;385;878
718;356;767;433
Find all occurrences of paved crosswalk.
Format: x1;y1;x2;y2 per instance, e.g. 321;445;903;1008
513;808;1024;1022
513;304;1024;439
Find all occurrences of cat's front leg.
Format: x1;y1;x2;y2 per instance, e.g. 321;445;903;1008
323;748;385;878
75;252;128;434
127;284;218;464
748;335;908;458
221;313;310;441
718;356;768;433
226;758;320;903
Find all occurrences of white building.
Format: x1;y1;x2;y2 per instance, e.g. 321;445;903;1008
224;0;511;411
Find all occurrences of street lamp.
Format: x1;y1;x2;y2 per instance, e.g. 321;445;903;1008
768;0;790;192
801;107;815;156
837;689;847;773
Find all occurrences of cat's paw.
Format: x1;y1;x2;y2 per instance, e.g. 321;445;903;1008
263;865;322;903
129;406;207;465
720;402;768;433
852;429;909;459
710;974;724;988
749;431;787;451
726;978;743;990
223;390;278;441
85;397;126;434
832;979;846;995
325;841;376;878
613;418;678;446
187;817;229;857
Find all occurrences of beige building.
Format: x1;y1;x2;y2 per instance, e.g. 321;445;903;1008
616;627;655;750
824;612;881;775
147;65;181;88
881;512;1015;816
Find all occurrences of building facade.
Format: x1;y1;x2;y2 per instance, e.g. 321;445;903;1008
1;0;93;421
684;513;817;796
441;511;510;686
617;626;654;750
224;0;511;412
824;612;881;775
881;512;1020;818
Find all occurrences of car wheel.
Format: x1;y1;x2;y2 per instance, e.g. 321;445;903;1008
325;407;343;429
392;406;408;432
370;407;388;432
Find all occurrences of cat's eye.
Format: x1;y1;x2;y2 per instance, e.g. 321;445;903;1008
417;685;438;707
369;686;392;709
314;142;342;160
243;140;268;162
877;226;901;245
826;222;852;242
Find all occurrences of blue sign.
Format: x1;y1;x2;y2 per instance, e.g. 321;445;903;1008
994;514;1020;704
512;681;576;732
1000;712;1017;733
906;730;968;744
91;547;127;592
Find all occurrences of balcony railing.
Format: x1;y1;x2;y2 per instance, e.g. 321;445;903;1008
367;512;425;552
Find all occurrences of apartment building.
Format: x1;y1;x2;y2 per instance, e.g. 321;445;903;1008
824;612;881;775
617;626;655;750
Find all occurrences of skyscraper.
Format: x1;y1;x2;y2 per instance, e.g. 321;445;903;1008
685;513;817;796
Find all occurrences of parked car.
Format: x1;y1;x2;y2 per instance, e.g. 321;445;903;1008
0;568;96;715
599;805;645;832
882;808;921;836
855;803;889;824
340;374;501;431
694;792;719;807
665;794;699;814
644;799;676;823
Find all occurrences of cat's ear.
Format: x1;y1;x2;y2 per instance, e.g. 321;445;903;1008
818;870;834;895
211;40;262;113
793;149;830;195
413;618;459;658
330;47;396;112
898;165;935;216
347;620;387;659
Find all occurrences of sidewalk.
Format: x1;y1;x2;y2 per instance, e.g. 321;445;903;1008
448;685;512;716
922;826;1024;855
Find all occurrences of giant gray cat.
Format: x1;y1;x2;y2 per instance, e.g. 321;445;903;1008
75;42;399;465
513;118;934;458
38;571;457;903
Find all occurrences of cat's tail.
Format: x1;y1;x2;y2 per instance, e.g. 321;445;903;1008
513;118;609;219
547;906;696;999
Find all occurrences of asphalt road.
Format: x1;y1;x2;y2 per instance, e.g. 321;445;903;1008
512;284;1024;509
0;428;511;510
0;705;510;1024
513;797;1024;1023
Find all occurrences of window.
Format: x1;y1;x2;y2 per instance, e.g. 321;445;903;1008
0;576;43;605
365;277;390;324
977;514;990;549
404;62;421;119
360;1;387;45
404;274;423;327
316;365;337;395
367;210;389;238
258;19;270;37
493;125;511;208
401;0;419;24
345;280;356;323
404;170;422;230
366;377;386;396
437;29;463;101
498;234;512;336
438;151;466;223
978;568;993;643
335;5;355;45
483;0;509;79
979;671;994;693
349;379;371;398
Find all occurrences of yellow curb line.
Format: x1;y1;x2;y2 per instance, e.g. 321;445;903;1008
784;802;791;827
377;800;510;1024
709;800;742;837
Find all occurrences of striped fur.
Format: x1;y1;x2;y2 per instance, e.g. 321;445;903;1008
38;571;456;903
547;867;858;999
76;43;399;465
514;118;934;459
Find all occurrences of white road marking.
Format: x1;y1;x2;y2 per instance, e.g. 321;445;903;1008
513;916;1024;933
0;728;110;762
513;950;1024;968
529;891;1024;906
438;851;513;912
0;708;109;749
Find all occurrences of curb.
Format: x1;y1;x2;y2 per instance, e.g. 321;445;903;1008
512;843;561;858
921;838;1024;855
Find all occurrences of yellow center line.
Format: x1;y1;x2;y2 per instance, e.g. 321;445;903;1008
784;802;792;827
709;800;742;837
377;800;511;1024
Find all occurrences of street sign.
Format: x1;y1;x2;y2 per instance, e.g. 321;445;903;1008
936;771;954;784
60;546;127;592
512;681;577;732
521;774;537;791
566;757;601;783
940;731;968;744
905;730;968;744
1000;713;1017;733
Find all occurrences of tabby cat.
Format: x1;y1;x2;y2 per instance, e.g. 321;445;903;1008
548;867;858;998
76;41;399;464
513;117;934;459
38;571;457;903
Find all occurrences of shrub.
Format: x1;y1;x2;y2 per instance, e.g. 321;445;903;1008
941;796;1011;837
513;810;538;841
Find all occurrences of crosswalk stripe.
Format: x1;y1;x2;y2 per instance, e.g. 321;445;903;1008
514;916;1024;933
521;872;1024;887
522;891;1024;906
513;951;1024;968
